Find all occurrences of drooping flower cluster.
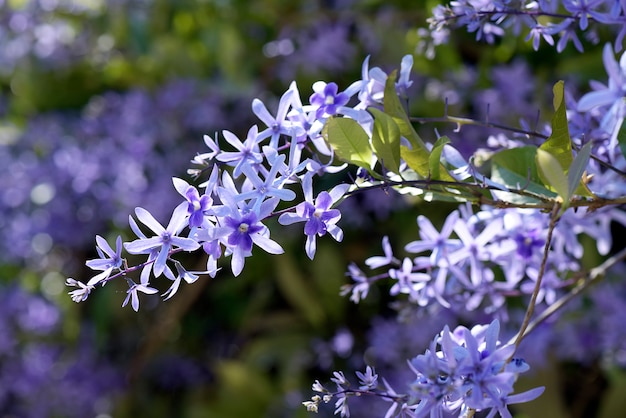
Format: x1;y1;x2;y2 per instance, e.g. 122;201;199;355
66;55;415;308
305;320;544;418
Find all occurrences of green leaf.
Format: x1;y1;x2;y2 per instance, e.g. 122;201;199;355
383;70;427;151
567;141;592;199
369;107;401;173
490;146;557;203
383;70;454;180
540;81;574;169
401;145;430;178
429;136;451;180
322;116;373;170
536;148;569;202
537;81;592;198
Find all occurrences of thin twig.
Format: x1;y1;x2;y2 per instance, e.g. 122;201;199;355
411;115;548;139
510;202;561;352
511;246;626;343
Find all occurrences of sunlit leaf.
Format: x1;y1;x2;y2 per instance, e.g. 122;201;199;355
369;107;401;173
429;136;451;180
322;116;373;170
540;81;573;169
536;148;569;202
567;141;593;199
383;70;427;151
401;145;430;178
490;146;557;203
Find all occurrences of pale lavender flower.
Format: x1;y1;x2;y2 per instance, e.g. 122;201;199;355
195;133;221;162
346;55;388;109
122;279;158;312
334;394;350;417
553;19;585;52
389;258;431;303
365;236;398;269
124;202;200;277
356;365;378;390
404;211;461;266
215;126;264;178
396;54;414;98
449;215;503;286
85;235;123;286
65;278;95;303
252;83;301;148
162;260;213;301
237;153;296;210
577;43;626;141
526;24;555;50
340;263;371;303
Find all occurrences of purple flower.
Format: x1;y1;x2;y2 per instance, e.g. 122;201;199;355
563;0;606;31
237;153;296;210
65;278;95;303
220;206;283;276
124;202;200;277
85;235;123;286
215;126;264;178
162;260;213;300
122;279;158;312
389;258;431;303
225;213;264;253
278;173;348;259
309;81;350;119
365;235;397;269
577;43;626;141
252;83;301;148
404;211;461;266
173;177;214;228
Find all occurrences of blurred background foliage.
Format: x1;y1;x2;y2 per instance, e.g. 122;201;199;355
0;0;623;417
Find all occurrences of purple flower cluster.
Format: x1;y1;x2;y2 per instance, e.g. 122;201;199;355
66;55;415;309
424;0;626;53
342;203;626;316
306;320;543;418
